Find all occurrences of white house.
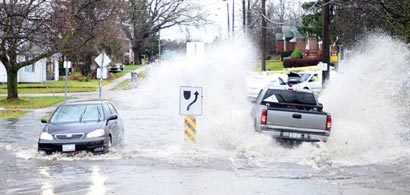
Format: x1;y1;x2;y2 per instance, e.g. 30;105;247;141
0;57;59;84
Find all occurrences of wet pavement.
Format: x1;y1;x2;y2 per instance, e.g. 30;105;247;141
1;36;410;194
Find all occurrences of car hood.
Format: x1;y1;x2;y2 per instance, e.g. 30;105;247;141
44;122;105;134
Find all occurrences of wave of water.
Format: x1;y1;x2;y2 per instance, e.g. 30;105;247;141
316;34;410;166
110;34;410;168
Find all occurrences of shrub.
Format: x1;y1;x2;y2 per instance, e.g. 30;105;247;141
283;58;320;68
67;72;90;82
281;50;292;61
290;48;303;59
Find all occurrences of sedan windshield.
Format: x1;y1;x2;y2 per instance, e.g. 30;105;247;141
299;73;311;82
50;104;104;123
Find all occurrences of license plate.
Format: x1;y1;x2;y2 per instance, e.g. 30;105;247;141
289;132;301;139
62;144;75;152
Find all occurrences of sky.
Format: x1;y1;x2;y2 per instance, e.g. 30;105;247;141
160;0;312;42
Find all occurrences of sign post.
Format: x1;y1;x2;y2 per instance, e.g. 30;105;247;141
179;86;203;143
94;52;111;99
63;60;71;103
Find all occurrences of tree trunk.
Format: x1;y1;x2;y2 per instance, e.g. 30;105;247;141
6;67;19;100
132;46;141;65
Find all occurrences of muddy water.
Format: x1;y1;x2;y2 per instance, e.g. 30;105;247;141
0;34;409;194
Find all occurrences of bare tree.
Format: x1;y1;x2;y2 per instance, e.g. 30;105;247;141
0;0;120;99
121;0;206;64
246;0;303;56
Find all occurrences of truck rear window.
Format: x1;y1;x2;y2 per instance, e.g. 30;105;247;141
262;89;317;105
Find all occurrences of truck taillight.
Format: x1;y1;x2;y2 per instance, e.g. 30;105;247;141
261;109;267;125
326;114;332;131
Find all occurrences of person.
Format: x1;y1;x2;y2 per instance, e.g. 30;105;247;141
131;70;138;82
311;74;319;82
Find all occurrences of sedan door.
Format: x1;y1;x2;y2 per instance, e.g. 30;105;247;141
105;103;123;145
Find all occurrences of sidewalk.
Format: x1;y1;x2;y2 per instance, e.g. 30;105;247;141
103;65;147;91
74;66;147;100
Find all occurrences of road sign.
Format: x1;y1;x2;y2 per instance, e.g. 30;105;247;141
95;52;111;67
96;67;108;79
319;62;328;71
179;86;203;116
63;61;71;68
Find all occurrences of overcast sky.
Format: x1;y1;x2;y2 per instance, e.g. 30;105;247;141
160;0;312;42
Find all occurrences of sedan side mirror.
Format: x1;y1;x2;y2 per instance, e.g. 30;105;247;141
41;119;48;123
106;115;118;125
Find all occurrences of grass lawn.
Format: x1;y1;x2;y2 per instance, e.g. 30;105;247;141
0;110;29;119
0;96;65;109
0;96;65;118
112;69;147;91
0;65;143;118
257;60;284;71
0;65;143;94
266;60;284;71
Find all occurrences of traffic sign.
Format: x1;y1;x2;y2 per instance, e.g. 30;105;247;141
63;61;71;68
95;52;111;67
179;86;203;116
96;67;108;79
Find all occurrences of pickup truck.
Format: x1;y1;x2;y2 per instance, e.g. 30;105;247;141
251;87;331;142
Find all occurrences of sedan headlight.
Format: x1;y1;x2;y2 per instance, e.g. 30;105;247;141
39;132;54;140
86;129;105;138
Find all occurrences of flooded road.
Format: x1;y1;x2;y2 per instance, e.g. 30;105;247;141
0;35;409;194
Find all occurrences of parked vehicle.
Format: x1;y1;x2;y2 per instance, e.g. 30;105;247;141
252;87;331;142
109;63;124;72
38;100;124;154
246;72;287;99
286;72;303;87
288;71;322;93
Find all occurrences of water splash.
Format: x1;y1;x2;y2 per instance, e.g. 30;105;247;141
317;34;410;165
114;33;410;168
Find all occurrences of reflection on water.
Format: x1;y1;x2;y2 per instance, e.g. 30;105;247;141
37;164;108;195
39;167;55;195
5;118;19;124
87;165;107;195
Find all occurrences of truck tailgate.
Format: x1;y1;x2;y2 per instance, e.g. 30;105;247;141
266;109;327;130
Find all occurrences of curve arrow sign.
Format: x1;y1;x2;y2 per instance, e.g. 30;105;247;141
187;91;199;111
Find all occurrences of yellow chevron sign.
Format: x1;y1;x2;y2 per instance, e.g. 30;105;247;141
184;115;197;143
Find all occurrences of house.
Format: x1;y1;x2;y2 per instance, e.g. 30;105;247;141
274;26;342;65
275;26;321;59
0;56;59;84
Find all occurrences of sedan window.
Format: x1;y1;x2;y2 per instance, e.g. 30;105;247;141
107;103;118;115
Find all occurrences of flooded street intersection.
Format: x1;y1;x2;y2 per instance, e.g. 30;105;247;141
1;36;410;194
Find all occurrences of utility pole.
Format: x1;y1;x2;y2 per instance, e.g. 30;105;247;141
261;0;266;71
247;0;251;31
242;0;246;33
232;0;235;34
226;2;230;39
322;0;330;85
